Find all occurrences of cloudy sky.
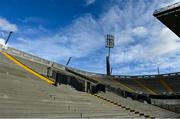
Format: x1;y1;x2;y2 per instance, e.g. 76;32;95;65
0;0;180;75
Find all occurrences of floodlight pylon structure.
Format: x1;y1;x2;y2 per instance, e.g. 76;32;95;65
105;34;114;76
157;66;160;75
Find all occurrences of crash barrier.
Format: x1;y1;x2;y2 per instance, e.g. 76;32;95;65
153;2;180;15
65;67;106;93
106;85;151;104
1;46;180;95
52;71;85;91
2;47;65;70
67;66;180;80
106;84;180;104
65;67;98;84
53;69;106;93
1;46;180;80
0;51;54;84
151;99;180;113
65;66;106;77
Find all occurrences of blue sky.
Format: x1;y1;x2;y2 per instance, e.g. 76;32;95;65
0;0;180;75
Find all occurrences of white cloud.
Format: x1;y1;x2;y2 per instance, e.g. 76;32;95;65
132;26;148;37
85;0;96;6
0;38;5;45
12;15;103;62
159;0;180;8
0;18;18;32
12;0;180;75
149;28;180;56
100;0;180;75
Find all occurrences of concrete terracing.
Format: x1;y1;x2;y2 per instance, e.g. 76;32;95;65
97;92;180;118
0;50;180;118
0;52;142;118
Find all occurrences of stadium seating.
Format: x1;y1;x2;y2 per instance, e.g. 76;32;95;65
97;91;179;118
90;74;180;95
138;79;168;94
1;50;180;118
14;56;49;76
13;54;180;96
164;78;180;94
153;2;180;37
0;52;142;118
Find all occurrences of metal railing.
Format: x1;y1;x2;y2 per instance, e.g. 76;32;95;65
0;46;65;70
0;45;179;79
154;2;180;15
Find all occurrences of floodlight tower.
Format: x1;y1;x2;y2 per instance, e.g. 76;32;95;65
157;66;160;75
105;34;114;76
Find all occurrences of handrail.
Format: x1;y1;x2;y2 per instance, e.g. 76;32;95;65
0;51;54;84
1;45;180;79
154;2;180;15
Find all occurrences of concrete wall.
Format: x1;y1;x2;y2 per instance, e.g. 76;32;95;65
0;46;100;76
0;45;110;77
1;45;180;80
151;99;180;113
151;99;180;105
1;46;65;70
67;67;106;77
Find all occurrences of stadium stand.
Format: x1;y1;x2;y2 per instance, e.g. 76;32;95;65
0;51;143;118
6;48;180;96
0;50;179;118
97;92;180;118
164;78;180;94
0;47;179;118
8;47;179;96
0;2;179;116
153;2;180;37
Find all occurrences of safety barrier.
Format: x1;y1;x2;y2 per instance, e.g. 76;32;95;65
66;67;106;77
151;99;180;113
0;51;54;84
153;2;180;15
1;46;180;80
68;66;180;79
1;47;65;70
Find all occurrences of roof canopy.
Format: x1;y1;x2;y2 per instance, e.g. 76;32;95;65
153;2;180;37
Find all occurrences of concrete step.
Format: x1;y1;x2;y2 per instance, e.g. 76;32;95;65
98;92;180;118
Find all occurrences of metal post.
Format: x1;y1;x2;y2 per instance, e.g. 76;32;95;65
107;47;111;75
105;34;114;76
106;56;110;75
108;47;110;58
157;66;160;75
66;57;72;66
111;67;113;74
5;31;13;45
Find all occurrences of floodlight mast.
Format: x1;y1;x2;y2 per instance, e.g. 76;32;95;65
105;34;114;76
157;66;160;75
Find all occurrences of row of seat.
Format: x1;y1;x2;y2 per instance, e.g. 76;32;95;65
13;53;180;95
0;52;141;118
97;91;180;118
